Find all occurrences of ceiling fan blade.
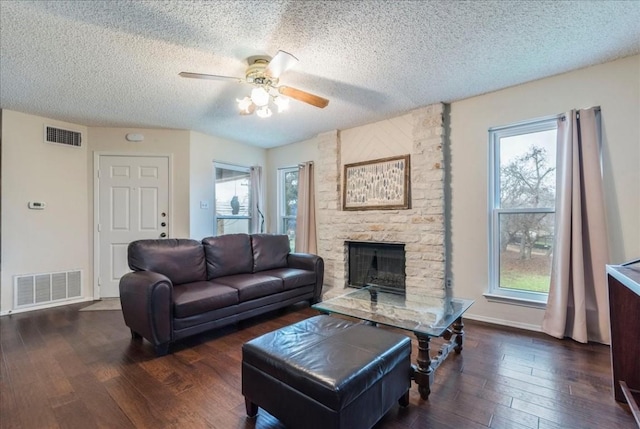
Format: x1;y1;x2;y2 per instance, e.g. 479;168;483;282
265;50;298;78
278;86;329;108
179;71;243;83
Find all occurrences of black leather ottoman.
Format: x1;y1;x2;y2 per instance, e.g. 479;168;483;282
242;315;412;429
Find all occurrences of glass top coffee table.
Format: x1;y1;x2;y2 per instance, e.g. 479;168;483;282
313;285;474;399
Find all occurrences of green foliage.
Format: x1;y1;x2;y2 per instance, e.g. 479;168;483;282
500;145;555;260
500;271;550;293
284;170;298;216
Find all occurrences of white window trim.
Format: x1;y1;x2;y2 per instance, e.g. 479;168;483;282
277;166;298;235
213;162;252;236
486;115;560;307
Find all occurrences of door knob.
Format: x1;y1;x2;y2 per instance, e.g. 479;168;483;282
160;232;167;238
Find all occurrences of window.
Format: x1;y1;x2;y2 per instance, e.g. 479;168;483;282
277;167;298;251
488;116;558;305
214;163;251;235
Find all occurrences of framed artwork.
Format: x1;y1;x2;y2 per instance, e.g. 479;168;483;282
343;155;410;211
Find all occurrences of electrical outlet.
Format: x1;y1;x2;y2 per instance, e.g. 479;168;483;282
446;278;452;288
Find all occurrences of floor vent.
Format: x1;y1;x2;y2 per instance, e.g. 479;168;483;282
44;125;82;147
14;270;82;309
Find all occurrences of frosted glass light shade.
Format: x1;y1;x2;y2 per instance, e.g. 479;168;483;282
256;106;272;118
237;96;254;114
250;87;270;107
273;96;289;112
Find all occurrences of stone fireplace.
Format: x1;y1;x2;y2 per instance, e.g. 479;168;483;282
315;103;447;303
347;241;406;292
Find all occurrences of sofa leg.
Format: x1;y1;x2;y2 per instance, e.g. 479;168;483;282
398;390;410;407
154;343;170;356
130;329;142;340
245;397;258;417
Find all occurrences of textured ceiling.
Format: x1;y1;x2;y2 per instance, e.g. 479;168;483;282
1;1;639;148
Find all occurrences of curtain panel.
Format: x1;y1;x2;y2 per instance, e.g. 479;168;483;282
295;162;317;254
542;107;610;344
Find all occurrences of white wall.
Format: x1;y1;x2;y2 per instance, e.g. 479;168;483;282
1;110;90;314
189;131;266;239
450;55;640;329
0;119;265;313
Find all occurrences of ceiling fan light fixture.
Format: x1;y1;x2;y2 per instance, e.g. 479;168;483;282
181;50;329;118
237;96;255;115
273;95;290;113
256;106;272;119
237;96;252;109
250;87;270;107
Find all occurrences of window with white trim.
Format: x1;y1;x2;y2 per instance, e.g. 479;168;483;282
213;163;252;235
488;116;558;305
277;167;298;251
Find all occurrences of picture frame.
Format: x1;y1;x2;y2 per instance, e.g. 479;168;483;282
343;155;410;211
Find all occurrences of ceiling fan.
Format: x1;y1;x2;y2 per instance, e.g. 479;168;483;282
179;50;329;117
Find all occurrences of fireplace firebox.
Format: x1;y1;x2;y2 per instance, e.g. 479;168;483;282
347;241;406;293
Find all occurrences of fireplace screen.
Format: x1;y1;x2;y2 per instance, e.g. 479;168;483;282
347;241;406;292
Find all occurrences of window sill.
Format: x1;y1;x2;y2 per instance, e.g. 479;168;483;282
483;292;547;309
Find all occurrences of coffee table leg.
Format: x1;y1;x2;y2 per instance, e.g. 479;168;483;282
413;333;433;400
453;317;464;354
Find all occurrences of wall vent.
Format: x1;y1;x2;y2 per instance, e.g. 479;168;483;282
44;125;82;147
14;270;82;309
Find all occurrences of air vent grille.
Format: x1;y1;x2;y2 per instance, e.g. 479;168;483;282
14;270;83;309
45;126;82;147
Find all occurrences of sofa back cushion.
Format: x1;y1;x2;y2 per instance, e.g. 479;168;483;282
251;234;290;272
128;239;206;285
202;234;254;279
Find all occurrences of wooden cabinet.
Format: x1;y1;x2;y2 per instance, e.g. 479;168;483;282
607;260;640;426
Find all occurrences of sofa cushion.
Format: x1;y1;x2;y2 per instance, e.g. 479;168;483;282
251;234;290;273
203;234;254;279
259;268;316;291
173;281;239;318
215;273;283;302
128;239;207;285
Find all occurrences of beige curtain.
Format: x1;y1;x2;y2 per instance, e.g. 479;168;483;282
250;166;264;233
295;162;317;253
542;107;610;344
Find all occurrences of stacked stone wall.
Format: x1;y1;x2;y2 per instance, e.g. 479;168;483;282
317;104;445;301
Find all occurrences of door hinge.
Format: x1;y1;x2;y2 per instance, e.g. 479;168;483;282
97;169;101;178
98;277;101;286
97;224;101;232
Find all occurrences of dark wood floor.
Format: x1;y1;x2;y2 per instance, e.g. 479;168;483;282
0;301;636;429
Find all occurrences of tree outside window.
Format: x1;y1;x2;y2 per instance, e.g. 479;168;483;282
489;118;558;302
278;167;298;251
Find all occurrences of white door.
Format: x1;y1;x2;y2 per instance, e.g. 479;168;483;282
97;155;170;297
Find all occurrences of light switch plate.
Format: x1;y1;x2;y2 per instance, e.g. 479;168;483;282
28;201;46;209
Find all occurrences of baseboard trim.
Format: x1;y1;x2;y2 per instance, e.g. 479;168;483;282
0;297;93;317
463;313;543;333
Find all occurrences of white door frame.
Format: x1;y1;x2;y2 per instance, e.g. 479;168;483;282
93;152;173;299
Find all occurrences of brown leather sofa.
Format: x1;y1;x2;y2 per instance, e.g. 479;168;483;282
119;233;324;355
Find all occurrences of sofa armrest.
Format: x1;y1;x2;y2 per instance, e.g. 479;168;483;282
288;253;324;303
119;271;173;351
